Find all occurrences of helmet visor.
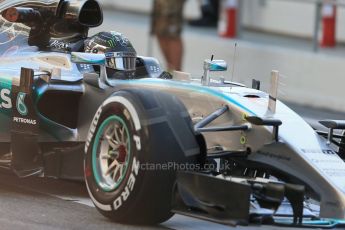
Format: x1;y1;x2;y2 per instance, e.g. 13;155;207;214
105;52;137;71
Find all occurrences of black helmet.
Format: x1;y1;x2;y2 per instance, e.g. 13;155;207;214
84;31;137;79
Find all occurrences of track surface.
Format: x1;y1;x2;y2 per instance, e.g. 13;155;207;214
0;173;305;230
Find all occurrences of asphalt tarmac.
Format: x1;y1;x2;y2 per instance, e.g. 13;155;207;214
0;173;307;230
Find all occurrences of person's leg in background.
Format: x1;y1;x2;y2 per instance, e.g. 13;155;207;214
151;0;185;71
189;0;219;27
157;36;183;72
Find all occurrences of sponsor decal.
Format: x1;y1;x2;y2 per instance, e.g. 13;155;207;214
113;157;140;210
85;106;103;153
13;117;36;125
16;92;28;116
12;91;37;126
301;149;337;155
123;109;130;121
322;168;345;177
50;40;69;50
110;31;130;47
257;151;291;161
0;88;11;109
133;135;141;151
310;158;340;164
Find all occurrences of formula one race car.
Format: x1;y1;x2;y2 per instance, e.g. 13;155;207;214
1;0;345;228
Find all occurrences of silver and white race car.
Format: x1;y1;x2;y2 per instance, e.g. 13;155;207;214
0;0;345;228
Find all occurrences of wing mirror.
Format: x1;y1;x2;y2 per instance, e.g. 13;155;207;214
206;60;228;72
202;59;228;86
71;52;108;88
71;52;137;88
71;52;105;65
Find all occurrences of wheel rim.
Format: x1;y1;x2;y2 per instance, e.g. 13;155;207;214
92;116;131;192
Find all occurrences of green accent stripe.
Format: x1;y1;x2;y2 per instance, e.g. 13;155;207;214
115;79;256;115
92;115;131;192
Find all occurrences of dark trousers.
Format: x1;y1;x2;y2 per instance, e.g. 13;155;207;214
201;0;219;20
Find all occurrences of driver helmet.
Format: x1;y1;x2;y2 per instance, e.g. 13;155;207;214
84;31;137;79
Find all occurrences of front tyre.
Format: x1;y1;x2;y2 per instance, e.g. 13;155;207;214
84;89;201;225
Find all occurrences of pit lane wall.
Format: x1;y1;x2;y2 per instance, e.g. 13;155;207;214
103;0;345;42
100;0;345;112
